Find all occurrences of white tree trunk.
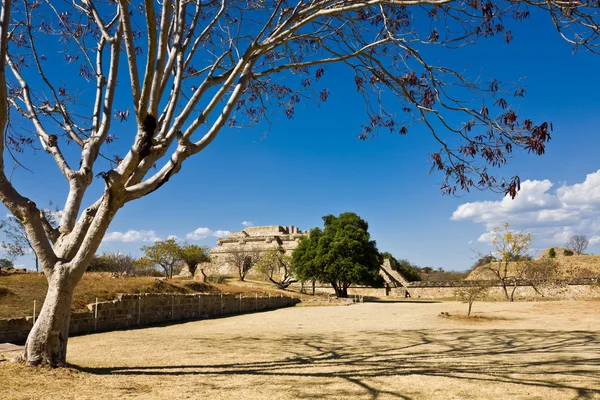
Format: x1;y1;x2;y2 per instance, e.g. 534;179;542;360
18;266;76;366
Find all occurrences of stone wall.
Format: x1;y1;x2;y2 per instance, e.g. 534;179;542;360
407;279;600;300
0;292;299;345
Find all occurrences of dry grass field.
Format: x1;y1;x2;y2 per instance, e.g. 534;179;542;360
0;274;291;319
1;300;599;399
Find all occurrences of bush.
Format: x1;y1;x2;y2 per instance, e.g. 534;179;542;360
548;248;556;258
207;274;228;284
563;249;574;256
0;287;13;298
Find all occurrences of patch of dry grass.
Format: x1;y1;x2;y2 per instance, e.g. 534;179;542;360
1;301;599;399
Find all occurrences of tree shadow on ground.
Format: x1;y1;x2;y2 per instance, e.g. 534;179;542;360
77;329;600;399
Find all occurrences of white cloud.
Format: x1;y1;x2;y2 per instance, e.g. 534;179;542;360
186;227;231;241
104;230;161;243
452;170;600;249
167;235;179;241
241;221;255;227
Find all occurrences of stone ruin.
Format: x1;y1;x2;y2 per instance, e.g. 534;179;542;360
181;225;308;277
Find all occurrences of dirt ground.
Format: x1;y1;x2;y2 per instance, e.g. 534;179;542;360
1;300;599;399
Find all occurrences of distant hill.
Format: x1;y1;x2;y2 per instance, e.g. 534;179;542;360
467;248;600;280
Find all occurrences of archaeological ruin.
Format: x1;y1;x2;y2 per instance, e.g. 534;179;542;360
191;225;308;276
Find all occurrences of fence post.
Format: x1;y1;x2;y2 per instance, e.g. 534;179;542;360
255;293;258;311
171;295;174;320
94;297;98;332
268;293;271;308
32;300;36;325
198;295;202;318
220;293;223;315
138;296;141;326
239;294;242;313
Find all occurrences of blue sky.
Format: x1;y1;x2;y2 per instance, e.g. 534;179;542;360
3;9;600;271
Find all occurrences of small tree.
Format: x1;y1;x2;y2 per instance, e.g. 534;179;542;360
548;248;557;258
482;224;532;302
179;244;210;276
133;257;161;277
566;235;589;255
256;246;297;289
227;249;262;281
87;253;136;276
292;212;382;298
141;239;182;279
0;258;13;275
521;258;559;296
455;283;491;318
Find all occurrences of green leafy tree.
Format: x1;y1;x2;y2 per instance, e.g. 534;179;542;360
381;252;421;281
179;244;210;276
0;258;13;275
293;212;382;298
293;228;323;295
141;238;182;279
256;246;297;289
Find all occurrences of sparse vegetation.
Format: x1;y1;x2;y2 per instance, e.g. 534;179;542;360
564;249;575;256
256;246;297;289
483;224;532;301
549;248;556;258
455;283;491;318
566;234;589;255
206;274;228;284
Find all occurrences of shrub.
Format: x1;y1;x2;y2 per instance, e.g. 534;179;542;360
563;249;574;256
548;248;556;258
207;274;228;284
0;287;13;298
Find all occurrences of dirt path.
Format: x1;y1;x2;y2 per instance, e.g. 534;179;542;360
1;300;599;399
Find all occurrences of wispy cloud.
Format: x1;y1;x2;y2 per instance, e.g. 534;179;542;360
186;227;231;241
241;221;255;227
103;230;161;243
452;170;600;248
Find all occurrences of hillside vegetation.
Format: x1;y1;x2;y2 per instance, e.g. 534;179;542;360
467;248;600;280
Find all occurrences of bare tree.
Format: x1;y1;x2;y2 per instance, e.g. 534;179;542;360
0;0;598;367
566;235;589;255
227;249;262;281
455;282;491;318
521;258;559;297
86;252;137;277
481;224;532;301
256;246;297;289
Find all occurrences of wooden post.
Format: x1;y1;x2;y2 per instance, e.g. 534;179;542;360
171;295;174;320
198;295;201;318
255;293;258;311
239;294;242;313
268;293;271;308
138;296;141;326
32;300;36;324
94;297;98;332
220;292;223;315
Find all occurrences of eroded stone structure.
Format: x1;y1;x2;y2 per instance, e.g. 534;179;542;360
210;225;307;274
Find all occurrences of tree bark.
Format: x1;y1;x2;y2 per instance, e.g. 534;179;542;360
18;267;75;367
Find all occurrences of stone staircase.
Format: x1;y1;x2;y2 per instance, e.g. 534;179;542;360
379;259;411;297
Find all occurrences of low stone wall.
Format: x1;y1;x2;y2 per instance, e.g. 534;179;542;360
407;281;600;300
0;292;299;345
